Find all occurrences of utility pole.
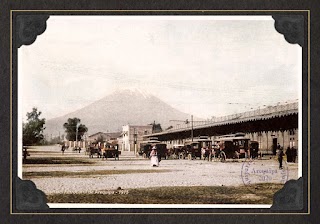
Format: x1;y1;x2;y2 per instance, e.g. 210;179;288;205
75;122;80;147
169;115;197;141
191;115;193;142
134;128;137;155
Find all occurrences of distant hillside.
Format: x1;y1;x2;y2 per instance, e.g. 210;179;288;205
44;89;196;137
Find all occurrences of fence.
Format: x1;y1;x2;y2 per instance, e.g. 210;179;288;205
172;102;298;131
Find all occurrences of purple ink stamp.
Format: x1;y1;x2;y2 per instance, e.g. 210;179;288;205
241;159;289;187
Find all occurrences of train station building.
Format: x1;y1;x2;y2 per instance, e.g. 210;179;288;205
144;102;299;155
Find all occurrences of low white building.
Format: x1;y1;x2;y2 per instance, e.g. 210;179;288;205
120;125;153;153
87;132;121;143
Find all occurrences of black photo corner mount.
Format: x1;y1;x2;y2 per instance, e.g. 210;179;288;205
15;177;49;210
14;14;305;48
16;14;50;48
13;13;306;213
272;15;304;47
14;14;51;211
269;13;305;211
271;177;304;211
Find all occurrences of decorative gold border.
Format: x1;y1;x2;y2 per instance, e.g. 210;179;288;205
10;9;13;215
10;9;311;215
308;9;311;215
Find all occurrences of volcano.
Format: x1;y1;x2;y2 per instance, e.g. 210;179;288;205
44;89;195;137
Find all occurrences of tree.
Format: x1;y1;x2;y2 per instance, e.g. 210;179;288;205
150;121;163;133
63;118;88;141
23;108;46;146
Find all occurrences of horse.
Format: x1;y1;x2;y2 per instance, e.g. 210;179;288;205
89;146;102;158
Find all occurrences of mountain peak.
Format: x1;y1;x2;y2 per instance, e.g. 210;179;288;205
44;87;192;136
112;87;152;99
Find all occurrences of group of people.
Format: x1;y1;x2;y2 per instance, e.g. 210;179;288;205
60;144;78;154
276;143;297;169
286;146;297;163
201;147;212;161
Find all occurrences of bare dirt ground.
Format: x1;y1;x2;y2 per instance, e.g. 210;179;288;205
22;145;299;197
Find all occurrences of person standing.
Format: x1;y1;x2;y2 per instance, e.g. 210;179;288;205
286;146;292;162
277;147;284;169
150;146;159;167
201;147;206;160
101;145;106;160
61;144;66;155
292;147;297;163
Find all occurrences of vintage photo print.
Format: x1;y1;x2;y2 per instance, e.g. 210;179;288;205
17;15;303;209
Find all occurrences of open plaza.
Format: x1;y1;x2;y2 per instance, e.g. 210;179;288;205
22;145;298;204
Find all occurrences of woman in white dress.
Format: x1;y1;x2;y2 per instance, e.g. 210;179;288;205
150;146;159;167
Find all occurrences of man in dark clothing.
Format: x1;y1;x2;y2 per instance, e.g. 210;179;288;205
286;146;292;162
156;148;161;163
277;147;284;169
292;147;297;163
61;144;66;154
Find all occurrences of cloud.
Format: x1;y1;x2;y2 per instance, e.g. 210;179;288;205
19;16;301;119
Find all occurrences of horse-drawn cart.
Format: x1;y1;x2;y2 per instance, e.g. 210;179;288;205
172;144;185;159
139;139;168;159
184;136;213;160
88;142;121;160
214;133;250;162
105;148;121;160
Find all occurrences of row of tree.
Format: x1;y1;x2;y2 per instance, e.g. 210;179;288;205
23;108;88;146
23;107;163;146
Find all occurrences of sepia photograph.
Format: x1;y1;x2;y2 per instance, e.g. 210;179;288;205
18;15;302;208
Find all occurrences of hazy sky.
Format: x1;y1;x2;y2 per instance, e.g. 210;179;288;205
19;16;301;120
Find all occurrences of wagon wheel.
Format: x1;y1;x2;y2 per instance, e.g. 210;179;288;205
234;151;240;160
187;153;192;160
209;152;212;161
231;151;239;162
142;153;147;159
211;152;215;161
214;152;218;161
220;151;226;162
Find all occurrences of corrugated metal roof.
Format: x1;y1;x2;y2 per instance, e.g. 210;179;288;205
144;102;298;137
